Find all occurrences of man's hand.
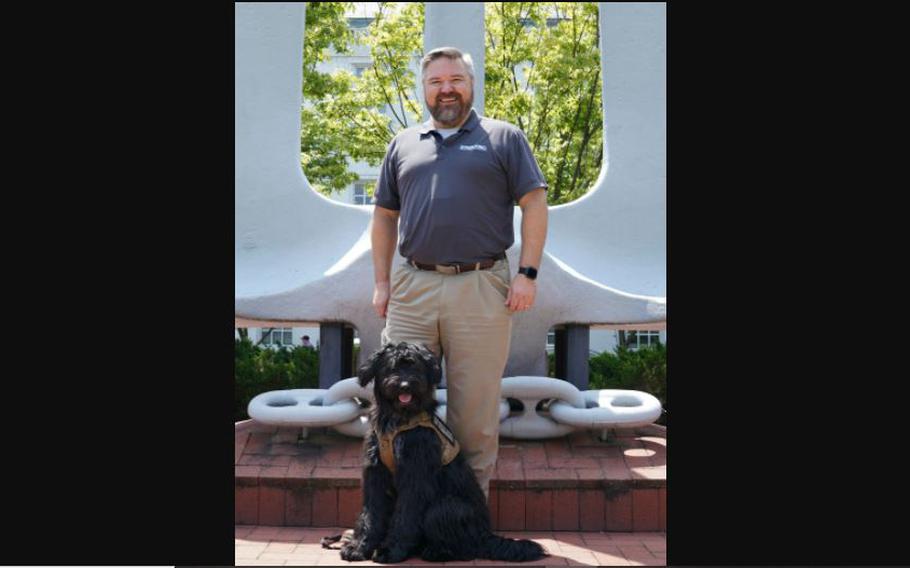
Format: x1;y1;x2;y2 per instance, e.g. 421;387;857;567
509;188;547;313
370;206;399;319
373;281;391;318
505;274;536;312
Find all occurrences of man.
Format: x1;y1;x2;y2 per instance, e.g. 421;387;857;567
370;46;548;500
301;335;314;349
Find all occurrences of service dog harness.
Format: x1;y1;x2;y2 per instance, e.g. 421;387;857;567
321;413;461;549
378;411;460;474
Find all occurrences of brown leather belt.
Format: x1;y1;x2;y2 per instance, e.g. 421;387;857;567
408;254;504;275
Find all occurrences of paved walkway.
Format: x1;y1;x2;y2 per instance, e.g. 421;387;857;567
236;525;666;566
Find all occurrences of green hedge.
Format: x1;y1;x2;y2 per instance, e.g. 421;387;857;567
234;338;320;422
548;343;667;425
590;343;666;424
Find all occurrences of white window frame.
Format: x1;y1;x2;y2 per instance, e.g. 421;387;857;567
353;180;374;205
261;327;293;347
626;330;660;350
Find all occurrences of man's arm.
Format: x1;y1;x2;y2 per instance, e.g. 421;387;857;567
506;188;548;312
371;205;400;318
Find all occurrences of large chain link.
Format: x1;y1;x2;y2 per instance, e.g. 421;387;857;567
247;376;661;439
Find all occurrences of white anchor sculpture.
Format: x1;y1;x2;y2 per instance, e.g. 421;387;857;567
235;3;665;436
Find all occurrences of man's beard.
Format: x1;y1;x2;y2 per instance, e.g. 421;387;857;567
427;91;473;127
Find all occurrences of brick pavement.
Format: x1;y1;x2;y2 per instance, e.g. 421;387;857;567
235;525;667;566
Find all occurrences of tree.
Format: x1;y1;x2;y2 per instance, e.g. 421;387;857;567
485;2;603;205
301;2;358;195
301;2;603;205
302;2;424;197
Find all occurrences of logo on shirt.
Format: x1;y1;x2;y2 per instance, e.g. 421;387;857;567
458;144;488;152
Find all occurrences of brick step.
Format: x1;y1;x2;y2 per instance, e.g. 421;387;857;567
236;481;666;532
235;421;666;532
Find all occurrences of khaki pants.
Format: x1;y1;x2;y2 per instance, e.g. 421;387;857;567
381;259;513;499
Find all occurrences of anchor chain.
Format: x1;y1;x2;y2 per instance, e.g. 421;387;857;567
247;376;662;439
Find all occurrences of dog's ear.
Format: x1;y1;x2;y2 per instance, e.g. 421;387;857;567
358;345;386;387
416;343;443;386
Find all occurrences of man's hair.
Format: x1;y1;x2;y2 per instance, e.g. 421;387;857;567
420;47;475;82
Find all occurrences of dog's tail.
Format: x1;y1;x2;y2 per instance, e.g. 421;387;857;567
319;528;354;550
481;534;547;562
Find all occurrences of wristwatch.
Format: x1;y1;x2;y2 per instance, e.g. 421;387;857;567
517;266;538;280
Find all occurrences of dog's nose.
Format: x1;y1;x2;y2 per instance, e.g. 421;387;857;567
399;381;411;392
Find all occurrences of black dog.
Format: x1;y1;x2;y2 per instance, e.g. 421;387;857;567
340;342;547;564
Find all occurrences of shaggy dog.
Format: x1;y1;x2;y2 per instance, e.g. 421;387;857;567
339;342;547;564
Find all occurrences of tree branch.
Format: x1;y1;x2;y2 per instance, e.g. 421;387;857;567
367;4;405;128
552;89;585;200
568;68;600;196
532;86;553;149
382;43;412;127
256;328;274;347
371;62;405;127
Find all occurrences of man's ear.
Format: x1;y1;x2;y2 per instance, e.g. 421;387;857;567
357;345;386;387
416;343;443;386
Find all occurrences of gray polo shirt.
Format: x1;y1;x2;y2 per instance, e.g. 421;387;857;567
374;109;548;265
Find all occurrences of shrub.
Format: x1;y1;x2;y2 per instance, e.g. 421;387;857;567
234;338;320;422
589;343;667;424
547;342;667;422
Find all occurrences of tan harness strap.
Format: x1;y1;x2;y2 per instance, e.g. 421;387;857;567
377;411;460;474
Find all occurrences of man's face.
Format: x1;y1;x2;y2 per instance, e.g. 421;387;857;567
423;57;474;127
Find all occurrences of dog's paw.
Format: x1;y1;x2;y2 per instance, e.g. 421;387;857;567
372;546;408;564
340;543;368;562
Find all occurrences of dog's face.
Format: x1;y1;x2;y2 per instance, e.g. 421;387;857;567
358;342;442;419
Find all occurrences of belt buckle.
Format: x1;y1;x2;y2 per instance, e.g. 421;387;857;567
436;264;458;275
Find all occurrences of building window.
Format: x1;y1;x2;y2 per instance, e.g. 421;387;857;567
625;330;660;349
353;181;374;205
546;331;555;347
352;63;370;78
261;327;293;347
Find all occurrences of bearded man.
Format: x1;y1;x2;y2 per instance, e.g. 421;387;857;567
369;46;549;501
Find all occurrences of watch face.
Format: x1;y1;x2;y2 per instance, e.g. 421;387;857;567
520;266;538;279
